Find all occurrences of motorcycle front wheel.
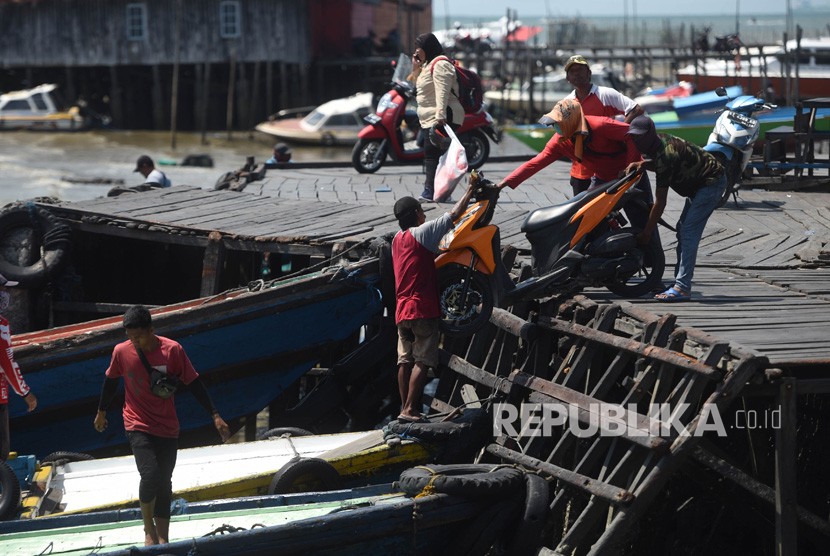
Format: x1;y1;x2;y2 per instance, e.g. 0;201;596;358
437;264;495;337
462;130;490;170
605;239;666;298
352;139;387;174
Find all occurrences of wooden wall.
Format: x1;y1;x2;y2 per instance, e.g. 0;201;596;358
0;0;309;67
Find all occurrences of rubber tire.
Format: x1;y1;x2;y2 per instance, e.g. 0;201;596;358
351;139;386;174
438;264;494;338
41;451;95;464
398;464;524;501
386;408;486;442
0;204;71;288
256;427;313;440
605;235;666;298
0;459;21;521
462;129;490;170
716;156;742;209
321;132;336;147
506;473;550;556
267;457;342;495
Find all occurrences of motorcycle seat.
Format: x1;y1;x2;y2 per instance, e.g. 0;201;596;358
522;188;602;234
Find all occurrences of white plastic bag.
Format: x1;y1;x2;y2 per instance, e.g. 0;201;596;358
433;125;468;201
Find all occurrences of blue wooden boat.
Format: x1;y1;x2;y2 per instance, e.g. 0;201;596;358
7;259;383;458
0;483;513;555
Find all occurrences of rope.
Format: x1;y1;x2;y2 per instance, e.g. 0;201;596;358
414;473;440;499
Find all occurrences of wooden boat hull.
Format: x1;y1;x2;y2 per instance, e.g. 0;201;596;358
505;107;830;150
0;487;491;556
8;263;383;458
22;430;431;518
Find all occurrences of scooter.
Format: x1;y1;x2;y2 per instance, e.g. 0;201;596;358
704;86;776;208
436;170;665;337
351;56;500;174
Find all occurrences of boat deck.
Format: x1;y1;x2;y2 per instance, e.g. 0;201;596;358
40;144;830;365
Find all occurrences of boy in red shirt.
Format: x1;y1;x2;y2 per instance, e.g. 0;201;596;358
94;305;230;545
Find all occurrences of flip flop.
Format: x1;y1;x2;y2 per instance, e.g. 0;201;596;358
397;414;428;423
654;286;691;302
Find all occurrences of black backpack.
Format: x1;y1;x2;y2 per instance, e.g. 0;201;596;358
430;56;484;114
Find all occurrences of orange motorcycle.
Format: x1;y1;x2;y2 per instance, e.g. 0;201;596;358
435;170;665;336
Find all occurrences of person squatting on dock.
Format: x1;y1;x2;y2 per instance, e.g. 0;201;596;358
625;115;726;302
94;305;230;546
392;184;475;422
0;273;37;461
412;32;464;202
563;54;645;196
495;99;655;239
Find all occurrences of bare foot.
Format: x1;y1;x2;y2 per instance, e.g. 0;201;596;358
144;527;159;546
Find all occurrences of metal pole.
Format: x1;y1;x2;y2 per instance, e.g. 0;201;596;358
170;0;182;150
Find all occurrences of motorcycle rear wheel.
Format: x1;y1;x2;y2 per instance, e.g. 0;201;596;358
462;130;490;170
438;264;494;337
352;139;387;174
605;239;665;298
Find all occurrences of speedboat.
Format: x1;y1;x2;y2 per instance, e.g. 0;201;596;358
255;92;374;146
676;36;830;100
0;84;97;131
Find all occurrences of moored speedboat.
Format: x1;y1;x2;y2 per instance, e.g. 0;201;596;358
0;84;99;131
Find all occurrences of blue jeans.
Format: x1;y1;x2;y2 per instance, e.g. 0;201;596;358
673;174;726;292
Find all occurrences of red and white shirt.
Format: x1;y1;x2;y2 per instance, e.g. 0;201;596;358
105;336;199;438
0;316;29;404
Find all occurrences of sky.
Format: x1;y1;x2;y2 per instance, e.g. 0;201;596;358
433;0;830;18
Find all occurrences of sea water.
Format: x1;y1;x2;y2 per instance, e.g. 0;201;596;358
434;11;830;47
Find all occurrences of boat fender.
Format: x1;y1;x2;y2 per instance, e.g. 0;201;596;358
0;459;21;521
386;407;489;443
256;427;313;440
41;451;95;466
0;204;71;288
397;463;524;501
505;473;551;556
267;457;342;495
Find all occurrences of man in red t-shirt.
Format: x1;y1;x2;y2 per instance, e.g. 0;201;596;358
392;183;474;422
0;273;37;461
94;305;230;546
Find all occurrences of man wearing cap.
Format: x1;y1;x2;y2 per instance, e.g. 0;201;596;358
496;99;641;191
391;182;475;422
0;273;37;461
266;143;292;166
563;54;644;196
134;155;172;188
625;115;726;302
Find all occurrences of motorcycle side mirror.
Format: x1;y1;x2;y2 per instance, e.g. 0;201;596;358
715;87;728;97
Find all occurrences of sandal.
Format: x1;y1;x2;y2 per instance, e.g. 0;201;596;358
397;414;428;423
654;286;691;302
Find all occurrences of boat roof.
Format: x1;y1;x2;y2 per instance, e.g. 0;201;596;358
308;92;373;117
0;83;58;101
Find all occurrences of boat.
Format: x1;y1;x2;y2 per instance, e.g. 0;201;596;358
0;84;103;131
633;81;695;113
484;63;614;114
504;86;830;149
19;429;432;519
676;37;830;100
7;257;384;459
0;477;526;556
254;92;374;146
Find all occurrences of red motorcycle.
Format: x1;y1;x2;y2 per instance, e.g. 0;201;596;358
351;79;500;174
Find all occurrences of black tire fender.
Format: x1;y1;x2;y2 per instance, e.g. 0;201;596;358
267;457;342;495
506;473;551;556
398;463;524;501
0;459;21;521
256;427;313;440
0;204;71;288
41;451;95;465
